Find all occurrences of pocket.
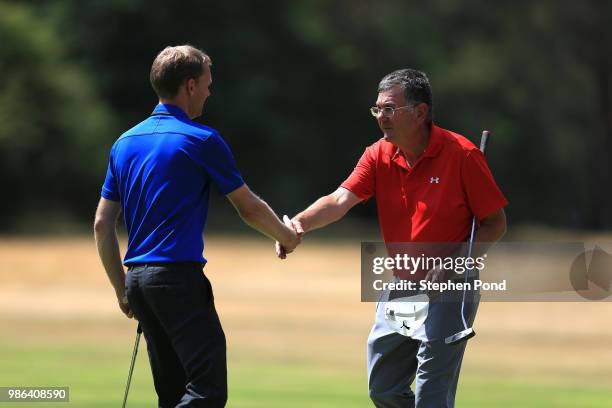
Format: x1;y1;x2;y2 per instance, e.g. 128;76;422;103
125;267;137;294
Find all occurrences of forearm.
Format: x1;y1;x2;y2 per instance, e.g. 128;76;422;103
95;225;126;297
449;210;507;260
294;194;349;233
475;222;505;244
239;199;293;244
470;210;507;257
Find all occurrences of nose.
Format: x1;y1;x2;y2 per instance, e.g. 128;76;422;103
378;113;389;124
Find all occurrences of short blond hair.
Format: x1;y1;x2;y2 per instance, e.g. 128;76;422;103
149;45;211;98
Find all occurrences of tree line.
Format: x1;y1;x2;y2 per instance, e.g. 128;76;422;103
0;0;610;231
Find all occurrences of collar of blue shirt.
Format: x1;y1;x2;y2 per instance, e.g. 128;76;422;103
151;103;190;120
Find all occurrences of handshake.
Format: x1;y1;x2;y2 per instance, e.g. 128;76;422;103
275;215;304;259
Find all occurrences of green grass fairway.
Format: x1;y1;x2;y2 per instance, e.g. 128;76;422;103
0;339;371;408
1;339;611;408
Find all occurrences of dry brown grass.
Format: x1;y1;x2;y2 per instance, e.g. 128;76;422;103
1;236;611;385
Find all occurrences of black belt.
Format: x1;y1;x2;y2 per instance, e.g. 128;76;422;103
129;262;204;269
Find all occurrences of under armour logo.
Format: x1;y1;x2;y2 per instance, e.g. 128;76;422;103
430;177;440;184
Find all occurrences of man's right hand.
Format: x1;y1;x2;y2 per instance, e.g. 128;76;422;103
276;215;303;259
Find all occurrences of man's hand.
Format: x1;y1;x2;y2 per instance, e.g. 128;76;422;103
118;293;134;319
423;266;449;299
424;266;446;284
276;215;303;259
227;184;304;250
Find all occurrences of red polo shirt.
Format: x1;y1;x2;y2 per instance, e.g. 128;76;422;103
341;124;507;244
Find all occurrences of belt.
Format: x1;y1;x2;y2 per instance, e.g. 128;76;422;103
129;262;204;269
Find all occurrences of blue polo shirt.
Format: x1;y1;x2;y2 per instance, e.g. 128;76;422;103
101;104;244;265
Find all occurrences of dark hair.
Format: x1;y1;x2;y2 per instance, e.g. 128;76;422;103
378;69;433;124
149;45;211;98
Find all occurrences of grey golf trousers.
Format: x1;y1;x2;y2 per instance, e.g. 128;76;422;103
367;290;478;408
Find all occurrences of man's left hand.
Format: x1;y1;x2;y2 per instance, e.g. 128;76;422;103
118;294;134;319
424;266;446;284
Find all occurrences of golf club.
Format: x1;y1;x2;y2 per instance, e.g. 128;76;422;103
445;130;491;345
122;323;142;408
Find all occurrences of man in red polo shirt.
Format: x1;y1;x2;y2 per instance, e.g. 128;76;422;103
280;69;507;407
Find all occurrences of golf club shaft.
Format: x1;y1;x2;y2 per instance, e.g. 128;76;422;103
460;130;491;327
468;130;490;257
122;323;142;408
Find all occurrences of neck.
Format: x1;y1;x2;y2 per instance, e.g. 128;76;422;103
398;125;431;164
159;98;191;118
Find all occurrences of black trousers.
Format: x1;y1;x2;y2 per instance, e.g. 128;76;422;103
126;263;227;408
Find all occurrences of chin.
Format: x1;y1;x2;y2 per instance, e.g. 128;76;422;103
383;135;400;148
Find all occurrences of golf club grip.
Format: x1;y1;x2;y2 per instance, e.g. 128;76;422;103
479;130;490;155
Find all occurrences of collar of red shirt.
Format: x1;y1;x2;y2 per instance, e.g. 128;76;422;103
390;124;444;166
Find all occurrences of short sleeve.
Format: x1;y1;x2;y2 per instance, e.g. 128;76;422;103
461;149;508;220
198;133;245;195
340;146;376;201
101;146;120;202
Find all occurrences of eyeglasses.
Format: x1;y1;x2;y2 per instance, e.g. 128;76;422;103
370;105;413;118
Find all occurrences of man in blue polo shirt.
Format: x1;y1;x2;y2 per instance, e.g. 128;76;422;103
94;45;300;407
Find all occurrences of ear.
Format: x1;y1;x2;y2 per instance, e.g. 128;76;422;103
414;103;429;124
186;78;196;96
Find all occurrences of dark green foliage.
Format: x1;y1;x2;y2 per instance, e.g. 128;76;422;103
0;2;117;229
1;0;610;230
